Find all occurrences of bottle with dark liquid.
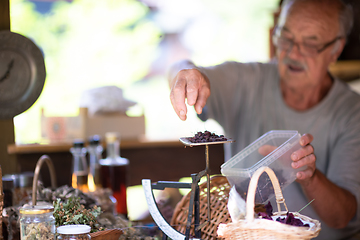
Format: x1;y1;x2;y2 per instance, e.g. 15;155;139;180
100;132;129;217
70;140;88;192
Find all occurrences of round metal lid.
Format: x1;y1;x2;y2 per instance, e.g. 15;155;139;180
0;30;46;119
19;205;54;215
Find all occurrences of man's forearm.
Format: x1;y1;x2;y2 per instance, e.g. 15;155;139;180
300;169;357;229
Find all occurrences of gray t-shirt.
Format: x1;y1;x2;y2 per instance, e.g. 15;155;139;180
197;61;360;240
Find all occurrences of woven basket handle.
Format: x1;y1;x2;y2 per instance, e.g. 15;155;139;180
245;166;288;221
32;155;57;206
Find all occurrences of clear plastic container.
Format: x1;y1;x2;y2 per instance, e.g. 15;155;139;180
19;205;56;240
57;225;91;240
221;130;306;204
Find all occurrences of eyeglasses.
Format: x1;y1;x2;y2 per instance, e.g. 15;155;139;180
272;34;342;57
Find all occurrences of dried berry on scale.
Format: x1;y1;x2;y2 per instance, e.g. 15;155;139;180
187;131;227;143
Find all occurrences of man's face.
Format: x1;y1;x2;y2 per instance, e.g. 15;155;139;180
276;1;342;90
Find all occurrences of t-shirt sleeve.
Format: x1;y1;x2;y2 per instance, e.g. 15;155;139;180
196;61;271;135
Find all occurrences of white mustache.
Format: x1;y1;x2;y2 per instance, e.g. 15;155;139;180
282;57;308;70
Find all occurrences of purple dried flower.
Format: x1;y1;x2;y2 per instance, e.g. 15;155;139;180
265;201;273;217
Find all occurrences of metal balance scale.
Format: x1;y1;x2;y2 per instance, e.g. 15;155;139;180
142;136;234;240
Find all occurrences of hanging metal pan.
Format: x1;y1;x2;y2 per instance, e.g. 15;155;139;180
0;30;46;119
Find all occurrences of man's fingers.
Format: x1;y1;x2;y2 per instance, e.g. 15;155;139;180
170;93;187;120
292;153;315;168
169;68;210;120
186;82;199;107
170;78;188;121
291;144;314;161
185;70;203;106
194;84;210;114
296;166;315;180
300;133;314;146
292;133;316;181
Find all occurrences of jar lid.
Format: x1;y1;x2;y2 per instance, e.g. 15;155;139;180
73;139;85;148
105;132;118;143
2;177;14;190
57;225;91;234
89;135;101;145
19;205;54;214
99;156;129;166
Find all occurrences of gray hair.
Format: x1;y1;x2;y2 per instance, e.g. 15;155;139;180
281;0;354;38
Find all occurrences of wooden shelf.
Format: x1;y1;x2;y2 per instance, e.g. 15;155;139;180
7;139;184;154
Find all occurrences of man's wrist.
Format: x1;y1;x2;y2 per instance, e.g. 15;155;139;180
298;168;319;188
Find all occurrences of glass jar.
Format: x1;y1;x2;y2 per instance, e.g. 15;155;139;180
57;225;91;240
4;172;34;206
19;205;56;240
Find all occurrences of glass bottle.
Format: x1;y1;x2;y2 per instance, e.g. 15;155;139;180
70;140;88;192
99;132;129;217
87;135;103;192
57;225;91;240
19;205;56;240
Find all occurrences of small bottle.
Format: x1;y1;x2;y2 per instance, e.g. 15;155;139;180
100;132;129;217
87;135;103;192
57;225;91;240
19;205;56;240
70;140;88;192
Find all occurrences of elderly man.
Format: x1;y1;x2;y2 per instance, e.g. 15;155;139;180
168;0;360;239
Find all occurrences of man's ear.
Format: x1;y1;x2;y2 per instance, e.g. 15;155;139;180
330;38;346;63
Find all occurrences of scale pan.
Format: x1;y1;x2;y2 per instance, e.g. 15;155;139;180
179;137;235;147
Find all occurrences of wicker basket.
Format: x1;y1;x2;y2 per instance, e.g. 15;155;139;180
170;175;232;240
217;166;321;240
89;228;123;240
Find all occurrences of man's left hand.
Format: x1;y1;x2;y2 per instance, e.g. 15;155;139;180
291;133;316;182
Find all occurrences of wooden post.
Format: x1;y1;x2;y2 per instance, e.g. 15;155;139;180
0;0;17;177
0;0;10;30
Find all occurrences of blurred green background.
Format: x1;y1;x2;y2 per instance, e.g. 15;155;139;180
11;0;279;144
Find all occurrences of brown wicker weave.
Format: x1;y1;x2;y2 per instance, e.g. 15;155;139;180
170;175;232;240
90;228;123;240
217;167;321;240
